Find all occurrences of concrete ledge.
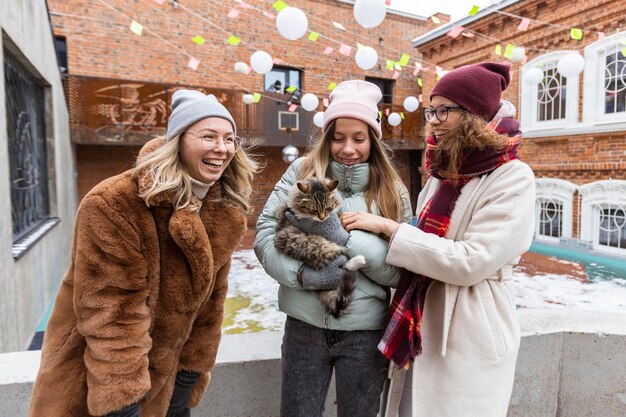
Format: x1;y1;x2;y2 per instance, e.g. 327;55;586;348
1;310;626;417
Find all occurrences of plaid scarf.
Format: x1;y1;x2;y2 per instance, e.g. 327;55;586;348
378;117;522;368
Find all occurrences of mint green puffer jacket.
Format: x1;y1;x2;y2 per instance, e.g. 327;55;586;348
254;158;413;330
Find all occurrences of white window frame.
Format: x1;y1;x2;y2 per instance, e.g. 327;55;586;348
582;31;626;130
520;51;580;136
579;180;626;255
534;178;577;242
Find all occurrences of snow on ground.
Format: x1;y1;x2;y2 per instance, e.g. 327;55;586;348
225;250;626;334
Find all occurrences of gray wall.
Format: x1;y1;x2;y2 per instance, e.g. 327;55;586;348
0;0;76;352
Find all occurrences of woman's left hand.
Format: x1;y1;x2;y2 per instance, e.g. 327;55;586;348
340;211;400;238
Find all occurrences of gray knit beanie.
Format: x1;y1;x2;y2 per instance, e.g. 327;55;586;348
166;90;236;140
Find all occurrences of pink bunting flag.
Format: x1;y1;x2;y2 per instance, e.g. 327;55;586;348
517;17;531;31
446;26;464;38
227;8;240;18
323;98;330;108
385;108;390;116
385;0;391;5
413;67;419;76
152;0;165;4
323;46;334;55
418;94;423;102
462;31;474;37
435;65;443;76
188;57;200;71
244;65;252;75
288;104;298;112
263;11;275;19
273;58;285;64
598;31;605;40
339;44;352;56
237;1;253;9
332;21;346;31
521;54;528;65
392;71;400;79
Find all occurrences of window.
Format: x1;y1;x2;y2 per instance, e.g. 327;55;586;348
579;180;626;255
535;178;577;242
264;66;301;94
54;36;68;74
520;52;580;133
4;48;50;242
365;76;393;104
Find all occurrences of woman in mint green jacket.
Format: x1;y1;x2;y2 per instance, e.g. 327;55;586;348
254;80;412;417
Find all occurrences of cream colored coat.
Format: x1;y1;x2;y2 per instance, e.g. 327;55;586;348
382;159;535;417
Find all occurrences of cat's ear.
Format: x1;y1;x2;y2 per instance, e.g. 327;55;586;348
326;179;339;191
297;182;311;194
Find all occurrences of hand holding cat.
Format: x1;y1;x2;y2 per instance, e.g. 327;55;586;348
341;211;400;239
284;211;350;246
298;255;348;290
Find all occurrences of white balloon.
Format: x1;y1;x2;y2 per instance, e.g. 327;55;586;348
282;145;299;163
355;46;378;70
276;7;308;40
234;62;249;74
557;53;585;78
313;111;325;128
403;96;419;113
300;93;319;112
511;47;526;63
388;112;401;127
353;0;387;29
250;50;273;74
242;94;255;105
523;67;544;84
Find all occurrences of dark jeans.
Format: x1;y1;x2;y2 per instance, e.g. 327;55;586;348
280;316;388;417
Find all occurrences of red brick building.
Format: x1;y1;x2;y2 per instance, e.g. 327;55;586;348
412;0;626;257
47;0;443;226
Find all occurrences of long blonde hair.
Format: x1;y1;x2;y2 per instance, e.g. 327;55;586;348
299;119;404;221
425;111;507;179
134;134;259;212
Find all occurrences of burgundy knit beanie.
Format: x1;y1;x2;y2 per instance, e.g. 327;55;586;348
430;62;511;121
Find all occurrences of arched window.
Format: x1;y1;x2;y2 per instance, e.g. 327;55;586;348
521;51;580;135
579;180;626;255
583;31;626;129
535;178;577;242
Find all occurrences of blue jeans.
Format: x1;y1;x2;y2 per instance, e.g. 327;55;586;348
280;316;388;417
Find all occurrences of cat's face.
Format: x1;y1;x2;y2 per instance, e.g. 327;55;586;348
329;118;371;166
290;179;341;221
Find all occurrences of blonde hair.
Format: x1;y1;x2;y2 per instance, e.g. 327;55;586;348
299;119;404;221
425;111;507;179
133;134;259;212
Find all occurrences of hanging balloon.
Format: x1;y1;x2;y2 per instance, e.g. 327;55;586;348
388;112;401;127
313;111;325;128
353;0;387;29
242;94;255;105
511;47;526;63
250;51;273;74
276;7;309;40
300;93;319;112
523;67;544;84
403;96;419;113
234;62;249;74
355;46;378;70
282;145;300;164
557;53;585;78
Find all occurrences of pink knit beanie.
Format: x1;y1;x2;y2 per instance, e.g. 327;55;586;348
323;80;382;139
430;62;511;121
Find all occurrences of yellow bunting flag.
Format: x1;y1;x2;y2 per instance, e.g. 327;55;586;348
468;5;479;15
227;35;241;46
272;0;288;12
286;85;297;93
328;82;337;91
570;28;583;40
621;48;626;58
400;112;405;119
394;63;402;71
308;32;319;41
398;53;410;66
192;35;205;45
431;15;441;24
253;93;261;103
417;78;423;87
130;20;143;36
503;44;515;59
495;44;502;55
386;59;395;70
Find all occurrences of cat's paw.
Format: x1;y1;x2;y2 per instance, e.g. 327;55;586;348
343;255;366;271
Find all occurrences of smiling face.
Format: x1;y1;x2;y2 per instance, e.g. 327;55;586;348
178;117;236;184
329;118;372;166
427;95;464;142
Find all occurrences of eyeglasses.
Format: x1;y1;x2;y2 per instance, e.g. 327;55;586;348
423;105;464;123
185;130;241;152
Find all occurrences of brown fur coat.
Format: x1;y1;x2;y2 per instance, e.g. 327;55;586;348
29;139;247;417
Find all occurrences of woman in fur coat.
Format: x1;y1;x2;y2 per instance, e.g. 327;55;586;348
29;90;258;417
341;62;536;417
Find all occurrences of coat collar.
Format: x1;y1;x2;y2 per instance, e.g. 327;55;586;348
329;160;370;193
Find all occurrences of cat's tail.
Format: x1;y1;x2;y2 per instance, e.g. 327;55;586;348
320;269;357;319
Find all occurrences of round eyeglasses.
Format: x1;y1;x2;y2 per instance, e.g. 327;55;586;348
423;105;464;123
185;130;241;152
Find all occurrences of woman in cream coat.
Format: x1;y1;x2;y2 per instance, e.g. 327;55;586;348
341;62;535;417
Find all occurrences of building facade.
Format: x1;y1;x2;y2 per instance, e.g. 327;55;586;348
412;0;626;258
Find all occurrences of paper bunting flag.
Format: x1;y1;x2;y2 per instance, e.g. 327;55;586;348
597;32;605;40
308;32;319;41
227;35;241;45
413;67;419;76
187;57;200;71
339;44;352;56
385;0;391;5
192;35;205;45
286;85;297;93
468;5;479;16
398;53;410;66
495;44;502;55
431;15;441;24
386;60;395;70
570;28;583;40
418;94;423;102
288;104;298;112
328;82;337;91
130;21;143;36
417;78;423;87
392;71;400;80
400;112;405;120
357;43;364;50
236;1;252;9
385;108;390;116
263;11;275;19
227;9;240;18
272;0;288;12
503;44;515;59
152;0;165;4
253;93;261;103
379;111;383;119
323;46;333;55
517;17;531;31
332;21;346;31
273;58;285;65
394;63;402;71
446;26;464;38
462;32;474;38
323;98;330;108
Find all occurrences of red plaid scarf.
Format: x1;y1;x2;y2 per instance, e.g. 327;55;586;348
378;117;522;368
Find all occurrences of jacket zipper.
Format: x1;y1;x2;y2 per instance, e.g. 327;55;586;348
344;165;353;194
